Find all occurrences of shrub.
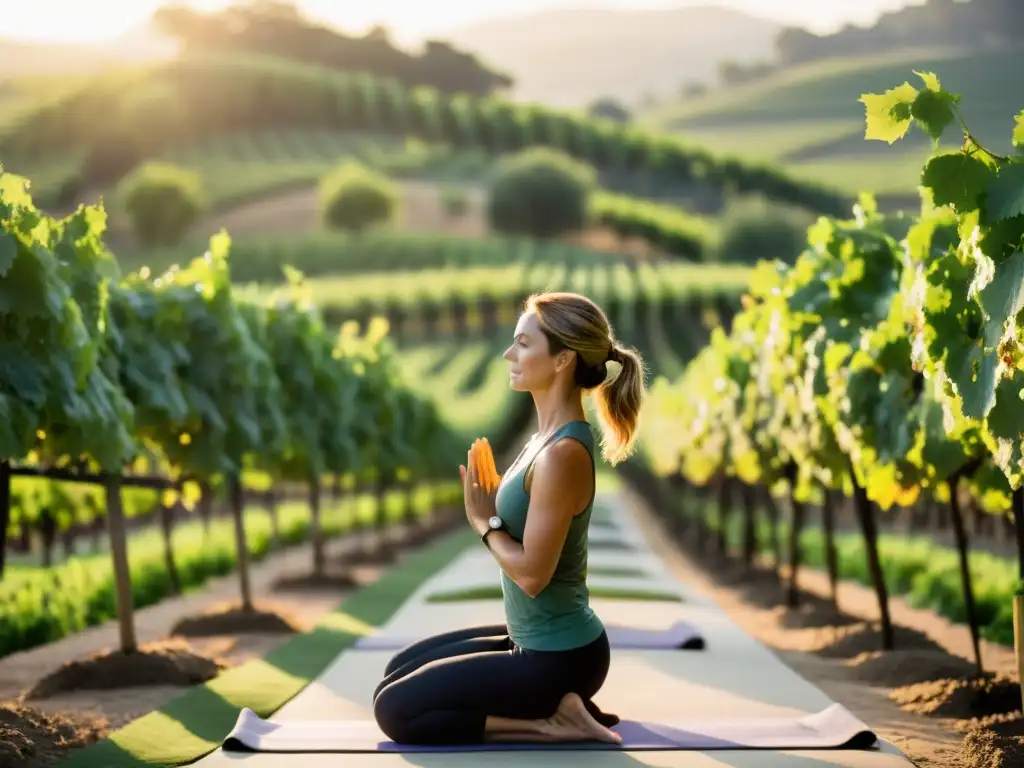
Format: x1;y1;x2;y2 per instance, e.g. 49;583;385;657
486;148;596;239
710;194;815;265
318;161;399;234
588;97;631;123
118;161;204;247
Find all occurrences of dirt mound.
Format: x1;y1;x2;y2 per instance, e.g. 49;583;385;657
272;571;358;592
0;703;107;768
24;638;225;700
773;599;859;630
844;649;979;688
960;713;1024;768
170;601;305;637
811;621;942;659
890;675;1022;719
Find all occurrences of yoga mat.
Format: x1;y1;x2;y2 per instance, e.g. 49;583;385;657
222;703;877;752
353;620;705;651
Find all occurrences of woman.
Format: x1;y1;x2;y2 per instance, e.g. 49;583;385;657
372;291;647;746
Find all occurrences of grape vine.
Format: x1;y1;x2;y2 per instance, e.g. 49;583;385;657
637;71;1024;662
0;164;464;652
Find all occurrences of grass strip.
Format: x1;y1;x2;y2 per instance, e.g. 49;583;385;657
588;538;636;551
54;528;475;768
588;565;650;578
426;583;682;603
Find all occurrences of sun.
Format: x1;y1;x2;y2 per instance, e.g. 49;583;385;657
4;0;232;43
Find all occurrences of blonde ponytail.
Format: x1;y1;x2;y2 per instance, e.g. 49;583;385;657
594;343;646;465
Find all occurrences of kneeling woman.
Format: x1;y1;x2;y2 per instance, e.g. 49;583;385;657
372;291;646;745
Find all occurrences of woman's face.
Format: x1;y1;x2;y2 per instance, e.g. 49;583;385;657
503;311;567;392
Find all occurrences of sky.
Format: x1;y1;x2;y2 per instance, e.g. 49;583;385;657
5;0;924;45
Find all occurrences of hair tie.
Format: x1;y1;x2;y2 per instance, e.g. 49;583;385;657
607;346;621;364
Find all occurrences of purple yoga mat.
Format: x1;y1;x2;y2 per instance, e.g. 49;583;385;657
353;621;705;651
222;704;878;752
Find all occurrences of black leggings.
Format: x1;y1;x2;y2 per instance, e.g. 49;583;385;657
372;623;612;745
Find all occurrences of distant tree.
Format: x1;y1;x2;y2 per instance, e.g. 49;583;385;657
152;1;514;97
774;27;824;65
588;98;631;123
118;161;204;247
710;195;813;266
717;60;777;87
773;0;1024;67
487;148;596;239
318;161;399;235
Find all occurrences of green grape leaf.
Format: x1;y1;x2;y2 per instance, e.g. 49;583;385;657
921;152;997;213
914;70;943;92
860;82;918;143
0;232;16;276
946;326;995;420
915;376;975;483
978;249;1024;348
936;251;1024;422
1013;111;1024;150
910;87;957;144
984;370;1024;488
984;161;1024;222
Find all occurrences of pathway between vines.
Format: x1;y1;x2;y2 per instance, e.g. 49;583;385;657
621;484;1020;768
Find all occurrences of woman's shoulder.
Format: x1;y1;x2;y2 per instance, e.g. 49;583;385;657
536;431;593;477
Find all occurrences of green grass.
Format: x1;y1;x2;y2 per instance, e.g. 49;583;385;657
54;527;476;768
642;45;1024;198
426;584;682;603
588;565;650;578
649;120;857;164
786;155;933;196
587;538;637;551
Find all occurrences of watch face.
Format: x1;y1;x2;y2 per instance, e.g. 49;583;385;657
489;515;502;530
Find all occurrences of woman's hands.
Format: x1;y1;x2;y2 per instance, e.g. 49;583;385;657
460;447;498;537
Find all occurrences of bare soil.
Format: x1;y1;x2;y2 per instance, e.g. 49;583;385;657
959;714;1024;768
0;704;105;768
892;677;1022;720
622;485;1023;768
169;600;305;637
23;638;226;701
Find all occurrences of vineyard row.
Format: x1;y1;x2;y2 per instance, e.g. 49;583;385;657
633;71;1024;666
0;167;475;657
1;53;850;217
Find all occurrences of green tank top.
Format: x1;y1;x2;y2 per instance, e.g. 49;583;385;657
494;419;605;652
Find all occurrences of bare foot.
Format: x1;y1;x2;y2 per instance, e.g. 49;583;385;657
541;693;623;744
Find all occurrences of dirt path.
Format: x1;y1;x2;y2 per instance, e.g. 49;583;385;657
621;485;1021;768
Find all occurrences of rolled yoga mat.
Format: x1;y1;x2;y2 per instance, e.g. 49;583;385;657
353;620;706;651
222;703;877;752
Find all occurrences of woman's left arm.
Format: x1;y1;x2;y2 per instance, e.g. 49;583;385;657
481;439;592;597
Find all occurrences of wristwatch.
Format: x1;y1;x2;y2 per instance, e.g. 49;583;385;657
482;515;505;546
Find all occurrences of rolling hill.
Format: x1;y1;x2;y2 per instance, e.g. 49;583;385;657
639;44;1024;201
440;5;782;108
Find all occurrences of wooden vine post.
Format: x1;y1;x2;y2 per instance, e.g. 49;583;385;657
1013;487;1024;713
